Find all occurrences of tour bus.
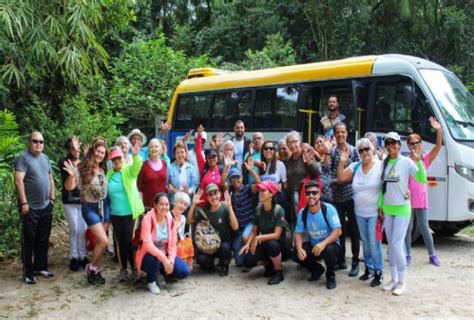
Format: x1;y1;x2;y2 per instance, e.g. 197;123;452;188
165;54;473;237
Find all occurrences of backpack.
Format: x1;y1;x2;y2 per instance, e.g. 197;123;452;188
194;208;222;255
301;202;331;232
256;204;293;261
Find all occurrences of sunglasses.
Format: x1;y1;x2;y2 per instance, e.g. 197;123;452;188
207;190;220;196
384;139;397;146
305;191;320;196
263;146;275;151
31;139;44;144
358;147;371;154
408;141;421;146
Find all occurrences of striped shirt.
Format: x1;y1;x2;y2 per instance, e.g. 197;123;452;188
231;184;255;232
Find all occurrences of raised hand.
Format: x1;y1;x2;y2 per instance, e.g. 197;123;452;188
339;148;350;164
183;129;193;142
223;190;232;207
160;121;169;135
429;116;441;131
410;147;422;161
197;125;204;134
63;159;76;176
224;155;236;168
131;141;141;155
82;143;90;155
323;136;333;154
192;189;204;205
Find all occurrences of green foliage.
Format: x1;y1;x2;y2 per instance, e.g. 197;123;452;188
108;36;208;136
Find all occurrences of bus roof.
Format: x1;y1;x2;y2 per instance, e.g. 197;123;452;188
176;55;377;93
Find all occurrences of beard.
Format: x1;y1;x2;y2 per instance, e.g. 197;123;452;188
235;130;244;137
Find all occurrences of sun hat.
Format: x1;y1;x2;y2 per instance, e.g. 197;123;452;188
256;180;278;195
127;129;147;145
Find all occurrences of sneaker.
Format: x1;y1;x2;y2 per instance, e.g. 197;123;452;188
370;271;383;287
349;263;359;277
392;284;406;296
96;272;106;285
147;281;161;295
359;267;373;281
326;276;337;290
308;266;325;282
336;261;348;270
79;257;89;268
34;270;54;278
429;255;441;267
119;269;128;282
24;275;37;285
70;258;79;272
218;265;229;277
406;255;411;266
382;281;397;291
87;269;106;285
267;270;284;285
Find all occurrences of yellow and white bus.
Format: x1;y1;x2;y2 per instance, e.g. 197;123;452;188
165;54;473;236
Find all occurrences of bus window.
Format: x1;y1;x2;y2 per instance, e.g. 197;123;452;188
319;84;355;138
275;87;298;129
212;92;234;130
229;91;252;127
254;89;275;129
375;78;412;133
174;95;194;129
194;94;213;128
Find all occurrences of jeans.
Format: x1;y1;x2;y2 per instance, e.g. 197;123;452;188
64;204;87;260
404;208;436;256
293;242;340;279
356;215;383;273
384;215;410;283
334;199;360;264
232;223;253;267
196;241;232;269
81;201;110;226
21;203;53;278
141;253;190;283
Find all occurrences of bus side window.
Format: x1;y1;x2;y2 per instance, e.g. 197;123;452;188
174;95;194;130
230;91;252;128
193;94;213;128
375;78;412;133
212;93;233;130
275;87;299;129
411;85;436;142
254;89;275;129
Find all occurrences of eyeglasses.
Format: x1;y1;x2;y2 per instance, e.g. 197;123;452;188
305;191;320;196
384;139;397;146
358;147;371;154
408;141;421;146
207;190;219;197
263;146;275;151
31;139;44;144
287;140;299;146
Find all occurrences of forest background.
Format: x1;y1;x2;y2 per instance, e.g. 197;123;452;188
0;0;473;256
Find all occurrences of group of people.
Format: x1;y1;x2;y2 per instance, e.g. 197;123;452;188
14;96;443;296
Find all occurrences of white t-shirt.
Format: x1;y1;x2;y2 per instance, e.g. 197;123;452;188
233;139;244;167
261;160;287;184
383;156;419;206
349;160;382;217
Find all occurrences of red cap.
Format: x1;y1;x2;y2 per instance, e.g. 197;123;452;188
109;147;124;160
256;180;278;195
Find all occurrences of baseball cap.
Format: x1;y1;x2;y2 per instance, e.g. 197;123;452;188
205;183;220;194
109;147;124;160
256;180;278;195
384;132;401;142
204;148;218;157
228;167;242;179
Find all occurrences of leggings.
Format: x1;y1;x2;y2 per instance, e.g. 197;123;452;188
64;204;87;259
243;240;281;269
110;215;134;270
141;253;190;283
404;208;436;256
384;215;410;283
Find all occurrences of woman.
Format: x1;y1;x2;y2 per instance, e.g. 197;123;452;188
283;131;319;225
138;138;169;210
59;136;88;271
261;141;287;188
168;141;199;204
107;145;144;282
220;140;239;170
195;126;227;206
64;138;110;285
379;132;427;296
404;117;443;266
314;135;333;203
172;191;193;269
240;180;286;285
336;138;384;287
116;136;133;165
187;184;238;276
135;193;190;294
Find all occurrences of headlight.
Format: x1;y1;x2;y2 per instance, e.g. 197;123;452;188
455;163;474;182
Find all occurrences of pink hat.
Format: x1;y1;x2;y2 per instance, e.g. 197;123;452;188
109;147;124;160
256;180;278;195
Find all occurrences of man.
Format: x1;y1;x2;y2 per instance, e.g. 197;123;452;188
127;128;148;160
319;95;346;137
14;132;55;284
276;139;291;162
294;180;341;289
231;120;251;168
330;122;360;276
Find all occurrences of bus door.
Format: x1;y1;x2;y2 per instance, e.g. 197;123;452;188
298;86;321;144
351;80;370;141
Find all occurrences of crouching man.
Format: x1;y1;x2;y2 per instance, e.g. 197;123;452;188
293;180;341;289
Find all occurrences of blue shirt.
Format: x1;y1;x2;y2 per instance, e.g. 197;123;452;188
108;172;132;216
295;203;341;245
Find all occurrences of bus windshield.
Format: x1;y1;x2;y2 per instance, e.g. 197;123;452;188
420;69;474;141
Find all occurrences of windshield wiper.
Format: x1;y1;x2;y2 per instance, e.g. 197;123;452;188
453;119;474;127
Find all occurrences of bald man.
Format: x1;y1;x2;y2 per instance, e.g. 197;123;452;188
14;132;55;284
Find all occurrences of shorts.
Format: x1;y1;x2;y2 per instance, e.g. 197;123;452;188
81;201;110;226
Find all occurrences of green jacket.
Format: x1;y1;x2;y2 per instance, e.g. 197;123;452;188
107;155;144;219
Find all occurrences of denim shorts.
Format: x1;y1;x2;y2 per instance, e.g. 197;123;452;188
81;201;110;226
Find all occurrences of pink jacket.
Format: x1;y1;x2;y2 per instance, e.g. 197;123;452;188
135;209;177;278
